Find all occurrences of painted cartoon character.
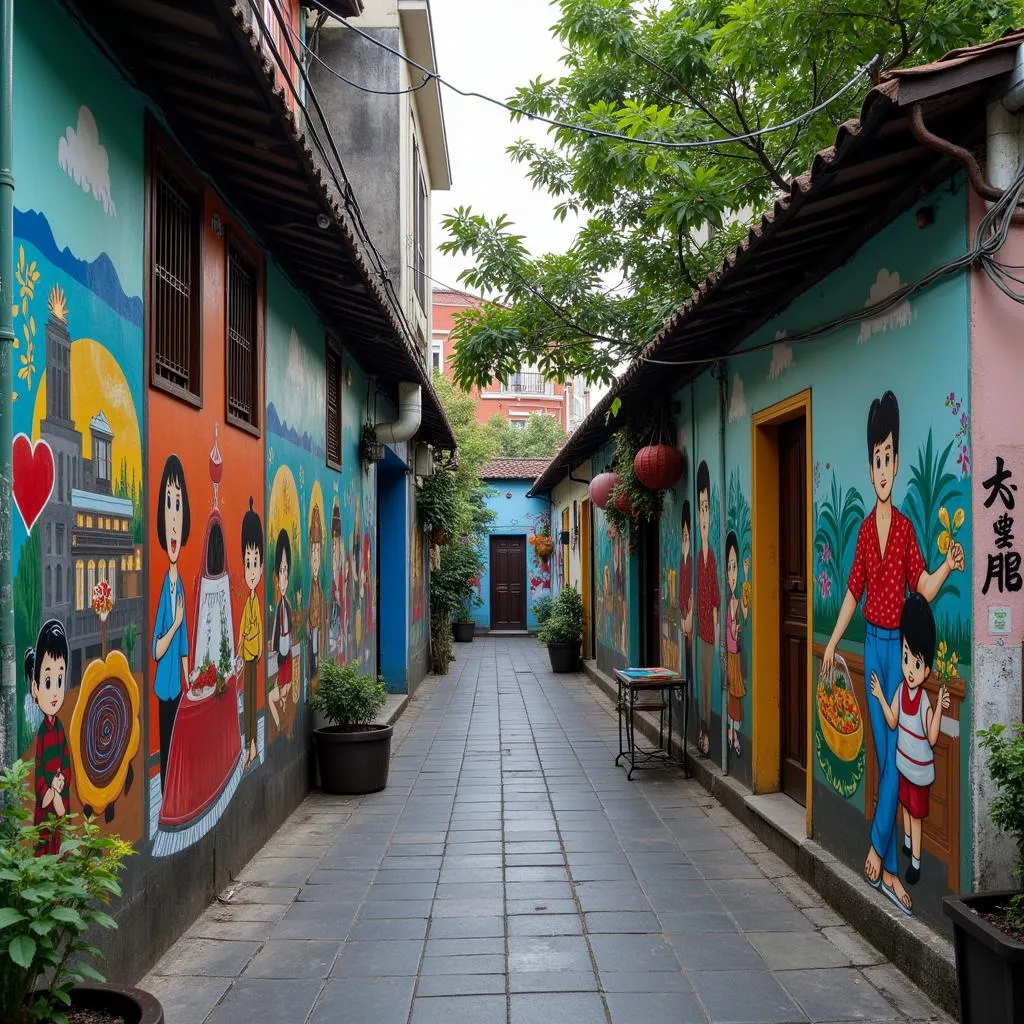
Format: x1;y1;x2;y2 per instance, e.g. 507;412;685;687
870;593;949;890
821;391;964;916
308;505;324;679
329;503;342;657
695;460;719;758
238;497;264;770
270;529;293;729
26;619;72;857
152;454;191;791
678;500;694;684
362;531;373;662
724;530;750;758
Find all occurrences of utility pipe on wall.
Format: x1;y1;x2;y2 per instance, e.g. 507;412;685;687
717;362;728;776
0;0;15;771
990;44;1024;191
374;382;422;445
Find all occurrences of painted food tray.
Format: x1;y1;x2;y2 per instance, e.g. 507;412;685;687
816;654;864;762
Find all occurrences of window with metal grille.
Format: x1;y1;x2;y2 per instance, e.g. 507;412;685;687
326;343;342;470
149;139;202;403
413;141;427;310
226;238;260;431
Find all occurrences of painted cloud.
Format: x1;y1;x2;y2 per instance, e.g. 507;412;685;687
728;373;748;423
58;107;117;217
768;332;795;379
857;268;911;343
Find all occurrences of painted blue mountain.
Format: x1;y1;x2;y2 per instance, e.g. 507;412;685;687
267;402;326;459
13;208;143;327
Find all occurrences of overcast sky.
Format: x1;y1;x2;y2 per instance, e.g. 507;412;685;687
429;0;577;292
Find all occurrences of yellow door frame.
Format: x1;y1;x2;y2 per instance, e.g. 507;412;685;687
751;388;814;836
581;498;592;660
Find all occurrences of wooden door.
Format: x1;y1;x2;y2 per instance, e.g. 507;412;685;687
779;419;808;804
490;536;526;631
639;516;661;667
581;499;592;659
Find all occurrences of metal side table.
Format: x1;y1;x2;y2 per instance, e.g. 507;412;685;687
613;667;689;781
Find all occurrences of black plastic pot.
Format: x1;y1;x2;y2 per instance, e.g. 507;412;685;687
37;984;164;1023
547;641;580;673
452;621;475;643
945;890;1024;1023
314;724;393;795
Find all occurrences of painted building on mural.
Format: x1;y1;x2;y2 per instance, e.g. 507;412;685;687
532;33;1024;940
472;459;553;633
6;0;453;982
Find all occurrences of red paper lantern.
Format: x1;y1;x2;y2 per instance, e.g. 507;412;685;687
588;471;620;510
613;487;634;517
633;444;683;491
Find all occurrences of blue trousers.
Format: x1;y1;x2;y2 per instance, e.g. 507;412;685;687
865;624;902;876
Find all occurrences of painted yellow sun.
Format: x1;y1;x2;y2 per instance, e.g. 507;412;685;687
32;338;143;492
268;465;301;593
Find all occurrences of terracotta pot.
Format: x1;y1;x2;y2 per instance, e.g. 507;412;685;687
633;443;683;491
588;472;620;510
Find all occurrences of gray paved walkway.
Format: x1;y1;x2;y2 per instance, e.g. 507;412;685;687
143;637;952;1024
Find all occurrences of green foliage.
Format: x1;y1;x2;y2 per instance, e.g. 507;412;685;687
604;412;666;536
432;541;483;618
417;469;458;534
539;585;584;644
532;596;554;627
727;469;751;564
979;723;1024;910
309;658;387;730
0;761;132;1024
122;624;137;673
486;413;566;458
440;0;1021;388
113;459;143;544
14;528;40;688
431;609;454;675
814;472;866;602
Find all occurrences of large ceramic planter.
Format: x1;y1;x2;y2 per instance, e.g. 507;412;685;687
945;890;1024;1023
452;621;475;643
547;642;580;673
39;983;164;1023
314;724;393;795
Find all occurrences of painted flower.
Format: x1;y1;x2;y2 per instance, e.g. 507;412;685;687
821;541;831;565
91;578;113;617
957;444;970;476
938;506;965;554
817;570;832;600
17;338;35;390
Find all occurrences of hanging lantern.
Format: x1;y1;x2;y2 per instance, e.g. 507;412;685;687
613;486;634;517
633;443;683;491
589;472;620;510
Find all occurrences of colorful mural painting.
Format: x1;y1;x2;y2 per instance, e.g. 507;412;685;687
595;508;629;661
411;522;426;653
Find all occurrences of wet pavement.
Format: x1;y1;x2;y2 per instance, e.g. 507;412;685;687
143;637;952;1023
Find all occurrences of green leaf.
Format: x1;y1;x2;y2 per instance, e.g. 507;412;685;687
50;907;85;929
90;910;118;931
9;934;36;968
76;961;107;983
0;908;27;930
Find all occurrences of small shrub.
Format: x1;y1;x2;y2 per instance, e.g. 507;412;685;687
979;723;1024;928
309;659;387;730
532;596;553;627
539;586;583;645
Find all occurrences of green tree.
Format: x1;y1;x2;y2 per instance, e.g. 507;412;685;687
441;0;1021;388
487;413;566;458
13;529;41;746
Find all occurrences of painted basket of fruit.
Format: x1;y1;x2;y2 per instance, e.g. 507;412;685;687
816;655;864;762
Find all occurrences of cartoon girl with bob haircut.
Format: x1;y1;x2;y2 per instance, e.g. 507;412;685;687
152;454;191;792
270;528;293;729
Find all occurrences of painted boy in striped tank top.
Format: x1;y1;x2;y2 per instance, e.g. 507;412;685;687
870;593;950;888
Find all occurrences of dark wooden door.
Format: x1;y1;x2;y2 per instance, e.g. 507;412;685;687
490;536;526;631
639;516;661;667
779;418;808;804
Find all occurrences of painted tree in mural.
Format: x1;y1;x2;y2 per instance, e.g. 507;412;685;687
440;0;1020;387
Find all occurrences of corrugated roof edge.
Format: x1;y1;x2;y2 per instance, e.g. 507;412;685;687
530;27;1024;496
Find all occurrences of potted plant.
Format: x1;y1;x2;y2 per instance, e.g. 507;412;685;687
0;760;163;1024
452;596;477;643
532;596;554;629
945;723;1024;1022
359;423;384;468
308;659;391;795
539;585;583;673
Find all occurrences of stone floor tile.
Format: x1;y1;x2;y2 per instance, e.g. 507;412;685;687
242;939;341;980
584;911;660;934
588;934;680;973
138;975;231;1024
605;990;708;1023
151;938;259;978
348;917;429;941
332;938;424;977
748;931;852;971
415;973;507;997
509;991;607;1024
508;913;584;936
507;934;593;972
779;968;900;1022
271;901;357;940
410;995;507;1024
690;969;808;1023
309;976;416;1023
205;979;319;1024
508;970;598;992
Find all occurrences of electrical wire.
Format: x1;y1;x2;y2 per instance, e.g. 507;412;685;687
639;158;1024;367
304;0;873;152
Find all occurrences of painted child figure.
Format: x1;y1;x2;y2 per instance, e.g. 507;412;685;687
678;500;694;686
724;532;751;758
308;506;325;679
269;529;293;731
238;498;264;770
26;620;72;857
695;461;720;758
329;504;342;658
870;593;950;888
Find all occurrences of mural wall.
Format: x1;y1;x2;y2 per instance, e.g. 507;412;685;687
593;439;634;669
12;3;147;853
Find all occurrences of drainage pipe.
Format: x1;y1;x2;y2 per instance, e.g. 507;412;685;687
0;0;16;771
374;382;422;445
717;362;728;776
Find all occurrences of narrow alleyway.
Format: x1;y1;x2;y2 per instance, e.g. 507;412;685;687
143;638;951;1024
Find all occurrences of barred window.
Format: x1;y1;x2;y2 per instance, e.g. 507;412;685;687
326;343;342;470
148;134;202;403
226;237;261;432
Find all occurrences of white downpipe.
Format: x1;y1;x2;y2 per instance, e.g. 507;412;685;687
990;44;1024;190
374;382;422;444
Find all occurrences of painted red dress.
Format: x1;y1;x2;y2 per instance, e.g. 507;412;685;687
34;715;71;856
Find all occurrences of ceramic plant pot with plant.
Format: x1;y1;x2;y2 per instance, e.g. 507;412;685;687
539;585;583;673
452;597;476;643
309;659;391;795
0;760;164;1024
944;723;1024;1023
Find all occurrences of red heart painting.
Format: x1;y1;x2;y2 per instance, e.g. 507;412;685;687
12;433;55;533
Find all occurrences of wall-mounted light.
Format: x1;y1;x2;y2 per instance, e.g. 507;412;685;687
211;213;223;238
316;212;331;230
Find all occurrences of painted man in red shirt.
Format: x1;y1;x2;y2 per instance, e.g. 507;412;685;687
820;391;963;916
695;461;719;758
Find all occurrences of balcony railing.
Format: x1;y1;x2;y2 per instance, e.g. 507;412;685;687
502;372;551;395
